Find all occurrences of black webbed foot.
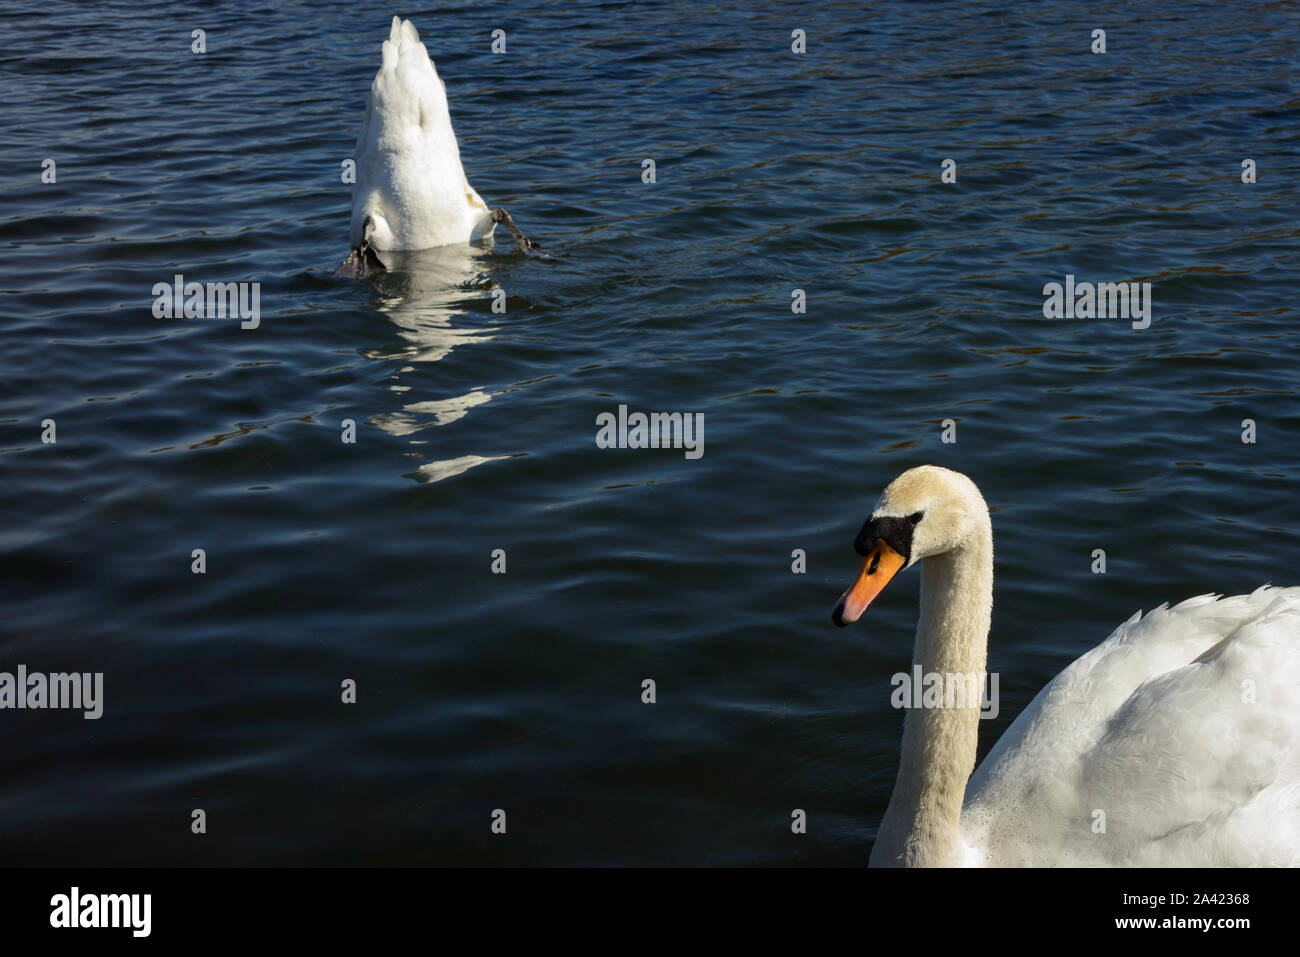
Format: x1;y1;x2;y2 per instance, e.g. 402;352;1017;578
491;207;557;259
336;215;388;278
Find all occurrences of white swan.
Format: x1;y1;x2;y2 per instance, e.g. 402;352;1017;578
350;16;493;253
832;465;1300;867
339;18;541;276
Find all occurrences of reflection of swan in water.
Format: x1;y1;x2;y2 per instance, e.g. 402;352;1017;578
363;245;498;367
362;245;512;482
412;453;519;484
373;390;492;438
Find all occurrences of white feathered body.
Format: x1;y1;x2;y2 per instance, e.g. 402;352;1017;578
349;17;494;251
961;586;1300;866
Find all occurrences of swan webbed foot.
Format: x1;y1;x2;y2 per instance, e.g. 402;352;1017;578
336;216;388;279
490;207;555;259
335;242;387;279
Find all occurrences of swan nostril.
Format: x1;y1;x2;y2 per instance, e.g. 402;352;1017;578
868;552;881;575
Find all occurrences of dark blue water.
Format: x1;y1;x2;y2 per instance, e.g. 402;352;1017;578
1;0;1297;865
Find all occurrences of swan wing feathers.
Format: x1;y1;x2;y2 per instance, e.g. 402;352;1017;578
962;586;1300;866
349;17;491;250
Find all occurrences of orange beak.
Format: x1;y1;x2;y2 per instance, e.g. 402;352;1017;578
831;540;905;627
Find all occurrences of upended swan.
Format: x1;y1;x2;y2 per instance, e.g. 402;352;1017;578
338;17;541;278
832;465;1300;867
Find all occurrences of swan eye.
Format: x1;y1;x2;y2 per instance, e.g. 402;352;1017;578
908;511;924;525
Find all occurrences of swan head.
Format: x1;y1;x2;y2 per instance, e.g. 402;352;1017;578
831;465;988;627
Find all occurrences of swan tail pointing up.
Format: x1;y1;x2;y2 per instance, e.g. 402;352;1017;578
347;17;494;253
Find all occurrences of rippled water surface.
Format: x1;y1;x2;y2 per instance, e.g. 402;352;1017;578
1;0;1298;865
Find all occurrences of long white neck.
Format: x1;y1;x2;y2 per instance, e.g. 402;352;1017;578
870;517;993;867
